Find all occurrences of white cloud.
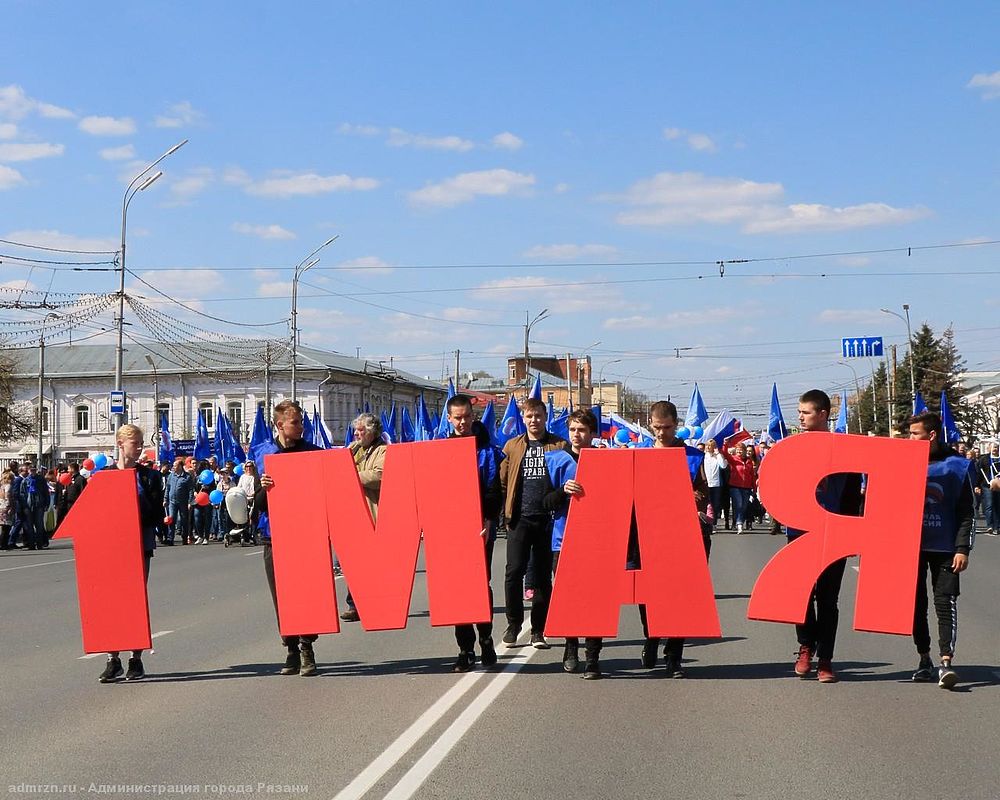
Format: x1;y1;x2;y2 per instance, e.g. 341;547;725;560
232;222;296;240
131;269;224;299
252;269;281;281
967;70;1000;100
154;101;204;128
79;115;136;136
613;171;929;234
243;171;379;197
168;167;215;203
387;128;475;152
3;229;117;251
817;309;889;326
100;144;136;161
663;127;717;152
409;168;535;207
0;123;16;139
337;256;393;275
337;123;381;137
0;279;38;292
835;255;872;268
298;307;360;344
0;142;64;162
554;182;570;194
0;164;25;190
472;274;625;314
492;131;524;150
521;243;618;261
0;85;73;120
603;308;740;330
256;281;294;298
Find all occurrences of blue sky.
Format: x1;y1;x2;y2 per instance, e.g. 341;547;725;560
2;2;999;424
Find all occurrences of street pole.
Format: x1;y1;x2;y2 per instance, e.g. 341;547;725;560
145;354;159;447
867;357;878;431
454;349;461;387
522;308;549;394
264;341;272;418
566;352;572;409
36;335;44;466
597;359;621;406
903;303;916;413
291;236;339;403
115;139;187;432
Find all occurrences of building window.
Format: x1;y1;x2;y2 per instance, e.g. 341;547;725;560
75;405;90;433
64;451;89;465
227;402;243;434
39;405;49;433
509;365;517;380
156;402;170;429
199;402;214;430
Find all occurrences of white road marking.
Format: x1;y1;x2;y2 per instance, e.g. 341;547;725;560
242;549;264;556
331;621;532;800
0;558;74;572
381;633;543;800
77;630;175;659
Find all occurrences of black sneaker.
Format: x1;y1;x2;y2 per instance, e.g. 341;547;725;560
582;660;603;680
912;656;934;683
938;662;958;690
340;608;360;622
479;638;497;667
98;656;123;683
562;643;579;673
125;657;145;681
664;655;685;679
452;651;475;673
640;639;658;668
530;633;550;650
299;645;317;677
280;649;301;676
501;625;519;645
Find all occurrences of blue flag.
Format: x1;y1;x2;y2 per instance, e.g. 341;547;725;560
301;409;314;447
497;394;525;446
310;407;328;449
549;409;569;440
835;393;848;434
213;407;225;462
249;405;270;464
528;373;542;400
702;409;739;448
380;410;394;443
435;380;456;439
685;384;709;429
158;412;174;465
228;412;246;463
480;400;498;447
344;423;353;448
401;406;416;443
416;395;434;441
767;383;788;443
914;392;927;414
940;391;961;444
546;395;556;432
386;403;397;442
194;409;211;461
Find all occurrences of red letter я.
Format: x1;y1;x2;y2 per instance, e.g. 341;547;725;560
747;432;929;635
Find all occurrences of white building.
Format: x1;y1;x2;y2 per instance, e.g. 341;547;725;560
2;342;446;466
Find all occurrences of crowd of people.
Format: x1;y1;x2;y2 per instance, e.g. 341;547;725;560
2;391;989;692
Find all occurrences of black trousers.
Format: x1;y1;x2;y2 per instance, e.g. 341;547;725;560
551;551;602;660
504;516;553;634
795;557;847;661
263;542;317;649
912;551;960;658
455;536;496;651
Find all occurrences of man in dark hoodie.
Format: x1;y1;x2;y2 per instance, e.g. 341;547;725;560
907;410;974;690
445;394;503;672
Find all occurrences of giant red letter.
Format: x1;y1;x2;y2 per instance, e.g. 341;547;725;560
52;469;151;654
545;448;720;638
747;432;928;635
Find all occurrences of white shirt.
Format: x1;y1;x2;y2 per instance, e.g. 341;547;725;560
703;452;727;488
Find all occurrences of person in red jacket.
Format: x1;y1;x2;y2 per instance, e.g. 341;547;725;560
723;443;756;534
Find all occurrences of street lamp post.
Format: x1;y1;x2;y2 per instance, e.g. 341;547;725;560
597;359;622;405
881;304;917;413
522;308;549;390
115;139;188;431
145;354;159;448
37;312;59;466
622;369;641;420
838;360;862;433
291;236;340;403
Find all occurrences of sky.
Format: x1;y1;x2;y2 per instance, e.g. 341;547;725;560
2;1;999;425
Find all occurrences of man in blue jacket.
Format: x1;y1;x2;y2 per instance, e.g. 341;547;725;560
907;411;974;690
164;457;196;545
446;394;503;673
19;465;49;550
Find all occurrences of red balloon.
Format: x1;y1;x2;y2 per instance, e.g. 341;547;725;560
195;493;210;507
82;458;95;471
58;472;72;486
144;449;156;462
163;516;174;526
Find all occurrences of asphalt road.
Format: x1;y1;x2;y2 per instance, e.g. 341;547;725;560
2;526;999;800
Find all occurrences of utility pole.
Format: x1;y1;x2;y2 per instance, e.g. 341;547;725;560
264;341;272;417
454;349;460;387
890;344;898;437
36;335;44;466
566;352;572;409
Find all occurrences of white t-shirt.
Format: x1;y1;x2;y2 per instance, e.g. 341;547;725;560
703;452;727;488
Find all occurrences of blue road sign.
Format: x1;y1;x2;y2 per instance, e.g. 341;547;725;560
110;390;126;415
840;336;884;358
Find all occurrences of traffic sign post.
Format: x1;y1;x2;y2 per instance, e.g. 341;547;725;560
840;336;883;358
110;391;126;416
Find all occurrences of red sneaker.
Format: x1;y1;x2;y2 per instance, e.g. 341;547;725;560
794;645;812;677
817;659;838;683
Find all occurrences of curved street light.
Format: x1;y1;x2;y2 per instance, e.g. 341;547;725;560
523;308;549;388
114;139;188;430
881;304;916;413
838;360;862;433
291;236;340;403
597;358;622;405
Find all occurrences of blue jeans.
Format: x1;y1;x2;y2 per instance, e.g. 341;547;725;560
167;503;190;542
192;505;212;540
730;487;751;527
989;491;1000;531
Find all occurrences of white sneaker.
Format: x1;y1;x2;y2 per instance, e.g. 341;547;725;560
200;537;209;545
736;523;744;534
938;663;958;690
193;536;203;544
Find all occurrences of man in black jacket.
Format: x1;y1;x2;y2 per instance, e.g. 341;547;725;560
445;395;503;673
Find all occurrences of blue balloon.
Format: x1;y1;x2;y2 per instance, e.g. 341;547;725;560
692;426;704;439
676;427;691;440
234;464;244;477
613;429;631;445
199;469;214;485
209;489;224;505
93;453;108;470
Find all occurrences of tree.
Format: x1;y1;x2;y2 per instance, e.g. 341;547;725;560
0;347;33;445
